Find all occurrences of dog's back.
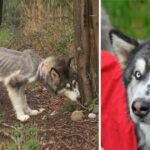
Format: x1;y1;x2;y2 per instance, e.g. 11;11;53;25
0;48;42;80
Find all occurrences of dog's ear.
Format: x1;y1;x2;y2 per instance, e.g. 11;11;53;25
67;57;77;71
50;68;60;84
109;29;139;69
67;57;73;67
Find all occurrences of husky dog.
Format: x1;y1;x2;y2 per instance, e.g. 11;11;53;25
109;29;150;150
0;48;80;122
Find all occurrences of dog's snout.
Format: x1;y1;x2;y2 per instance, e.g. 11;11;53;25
132;99;149;117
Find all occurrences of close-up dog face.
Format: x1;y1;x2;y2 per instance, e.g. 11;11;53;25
110;29;150;124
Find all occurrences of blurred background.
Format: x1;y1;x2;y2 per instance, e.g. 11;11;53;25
0;0;74;57
102;0;150;39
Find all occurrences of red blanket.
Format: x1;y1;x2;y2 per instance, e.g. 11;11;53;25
101;51;137;150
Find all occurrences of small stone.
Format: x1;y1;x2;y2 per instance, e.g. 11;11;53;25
43;87;47;92
71;110;84;121
88;113;96;119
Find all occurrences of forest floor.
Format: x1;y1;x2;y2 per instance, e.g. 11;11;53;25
0;82;98;150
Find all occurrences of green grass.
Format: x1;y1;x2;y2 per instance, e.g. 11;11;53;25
10;124;40;150
0;27;12;46
23;126;40;150
52;31;74;56
0;113;4;123
22;139;40;150
8;143;18;150
102;0;150;39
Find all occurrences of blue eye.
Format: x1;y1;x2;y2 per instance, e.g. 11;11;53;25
134;71;142;80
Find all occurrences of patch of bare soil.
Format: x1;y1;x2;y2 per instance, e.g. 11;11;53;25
0;83;98;150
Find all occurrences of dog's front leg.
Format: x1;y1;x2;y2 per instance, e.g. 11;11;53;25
22;93;40;116
4;71;44;121
4;71;30;122
6;85;30;122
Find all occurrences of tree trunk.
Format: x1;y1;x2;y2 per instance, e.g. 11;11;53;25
0;0;3;25
74;0;98;102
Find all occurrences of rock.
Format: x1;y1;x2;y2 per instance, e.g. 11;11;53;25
42;87;47;92
71;110;84;121
88;113;96;119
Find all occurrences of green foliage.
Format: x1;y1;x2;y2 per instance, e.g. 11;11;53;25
85;97;98;113
8;143;17;150
0;27;12;46
102;0;150;39
63;100;75;112
63;97;99;113
0;113;4;123
23;139;39;150
2;0;73;27
26;126;39;136
3;0;22;26
10;124;40;150
53;38;67;53
52;32;74;56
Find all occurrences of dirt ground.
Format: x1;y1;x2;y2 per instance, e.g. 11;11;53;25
0;82;98;150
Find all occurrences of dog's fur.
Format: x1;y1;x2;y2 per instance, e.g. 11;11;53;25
0;47;80;122
101;7;113;53
109;29;150;150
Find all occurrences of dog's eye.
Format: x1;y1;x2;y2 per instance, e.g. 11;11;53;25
134;71;142;80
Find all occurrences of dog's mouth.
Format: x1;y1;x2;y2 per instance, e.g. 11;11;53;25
137;117;150;124
131;113;149;123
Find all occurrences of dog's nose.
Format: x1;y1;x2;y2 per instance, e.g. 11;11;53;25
132;100;149;117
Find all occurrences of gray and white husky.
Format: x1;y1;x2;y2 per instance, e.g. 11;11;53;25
0;47;80;122
109;29;150;150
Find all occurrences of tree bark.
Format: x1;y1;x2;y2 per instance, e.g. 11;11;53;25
74;0;98;102
0;0;3;25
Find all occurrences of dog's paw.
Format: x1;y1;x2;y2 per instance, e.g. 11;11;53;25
17;114;30;122
28;110;39;116
39;108;45;113
28;108;45;116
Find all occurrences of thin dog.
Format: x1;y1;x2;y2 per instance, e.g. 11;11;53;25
0;48;80;122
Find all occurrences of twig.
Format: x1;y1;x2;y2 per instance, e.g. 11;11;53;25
61;124;97;133
59;140;71;149
76;101;88;110
0;122;17;130
0;130;20;150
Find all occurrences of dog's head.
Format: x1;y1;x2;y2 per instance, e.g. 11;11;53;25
41;56;80;101
110;29;150;123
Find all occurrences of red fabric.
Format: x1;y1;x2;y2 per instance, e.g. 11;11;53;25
101;51;137;150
